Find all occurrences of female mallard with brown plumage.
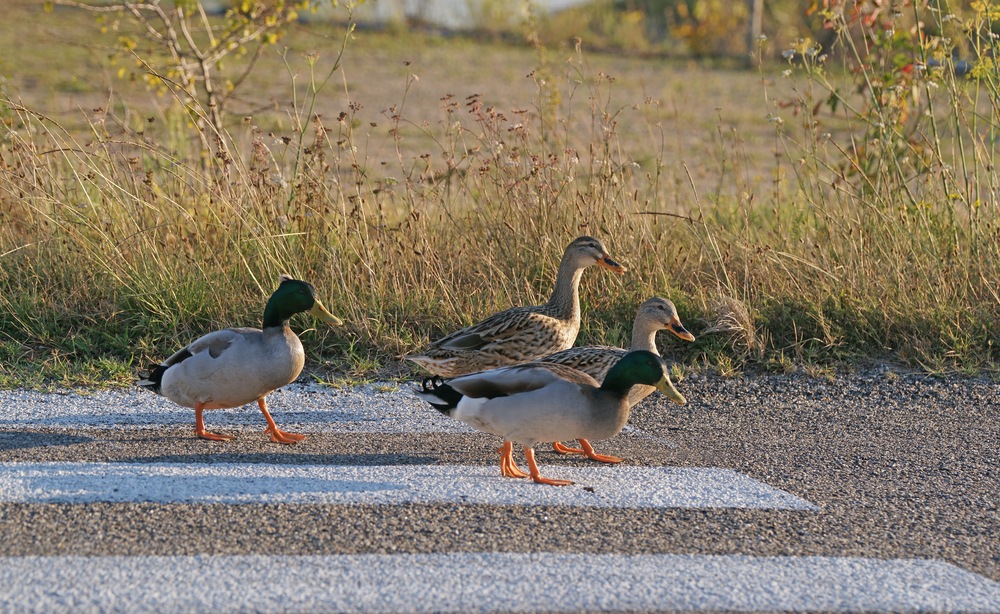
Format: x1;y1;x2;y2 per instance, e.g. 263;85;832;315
405;236;625;378
415;350;687;486
539;296;695;462
138;275;342;444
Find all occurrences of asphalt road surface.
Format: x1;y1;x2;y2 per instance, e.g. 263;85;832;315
0;366;997;613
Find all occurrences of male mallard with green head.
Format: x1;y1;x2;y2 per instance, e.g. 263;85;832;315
415;350;686;485
139;275;342;444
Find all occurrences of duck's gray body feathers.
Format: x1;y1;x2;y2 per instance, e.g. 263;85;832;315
146;325;304;409
420;362;629;448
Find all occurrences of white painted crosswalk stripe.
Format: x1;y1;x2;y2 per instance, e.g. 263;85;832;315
0;462;816;509
1;384;470;433
1;553;997;613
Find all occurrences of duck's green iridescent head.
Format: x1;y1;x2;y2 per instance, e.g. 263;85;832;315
602;350;686;405
262;275;343;328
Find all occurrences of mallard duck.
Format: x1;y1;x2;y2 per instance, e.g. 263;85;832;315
138;275;343;444
414;350;687;486
543;297;695;390
405;236;625;378
541;296;695;459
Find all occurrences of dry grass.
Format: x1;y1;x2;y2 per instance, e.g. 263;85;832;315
0;0;997;386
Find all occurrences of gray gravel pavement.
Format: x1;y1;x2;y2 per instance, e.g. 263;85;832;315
0;366;997;612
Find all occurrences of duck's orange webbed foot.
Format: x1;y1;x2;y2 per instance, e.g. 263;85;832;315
194;403;234;442
524;447;572;486
195;429;234;442
552;441;584;455
499;441;529;478
578;439;623;464
257;397;305;445
265;427;306;444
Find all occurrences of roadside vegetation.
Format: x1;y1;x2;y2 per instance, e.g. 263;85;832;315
0;0;997;387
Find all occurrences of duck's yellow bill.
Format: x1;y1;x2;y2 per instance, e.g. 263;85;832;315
310;300;344;326
656;376;687;406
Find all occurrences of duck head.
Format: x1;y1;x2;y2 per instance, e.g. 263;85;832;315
262;275;344;328
563;236;626;274
637;297;695;342
603;350;686;405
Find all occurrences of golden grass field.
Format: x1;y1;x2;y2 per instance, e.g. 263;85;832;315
1;0;997;386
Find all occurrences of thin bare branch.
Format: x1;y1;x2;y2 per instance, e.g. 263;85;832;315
633;211;696;223
52;0;159;12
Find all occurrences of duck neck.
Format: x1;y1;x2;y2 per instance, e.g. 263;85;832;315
546;257;584;321
630;324;658;353
599;363;636;400
262;301;291;330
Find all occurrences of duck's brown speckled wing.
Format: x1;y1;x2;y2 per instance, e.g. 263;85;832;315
538;346;626;382
406;304;579;377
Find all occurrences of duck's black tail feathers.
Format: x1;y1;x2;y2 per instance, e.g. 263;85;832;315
137;363;169;395
137;348;193;395
413;376;464;415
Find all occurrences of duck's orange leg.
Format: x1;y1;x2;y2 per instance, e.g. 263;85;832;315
499;441;529;478
552;441;584;455
524;447;573;486
553;439;622;463
257;397;305;444
578;439;623;464
194;402;234;442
